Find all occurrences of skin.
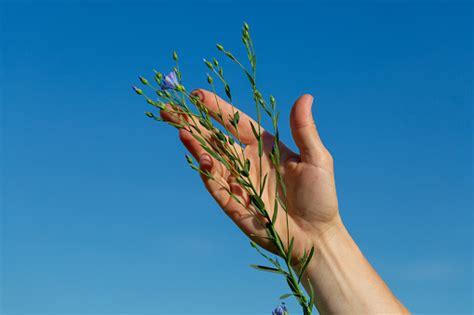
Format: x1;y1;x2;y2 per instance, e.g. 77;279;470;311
160;89;410;314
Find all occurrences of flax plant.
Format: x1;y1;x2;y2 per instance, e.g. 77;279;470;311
133;23;315;315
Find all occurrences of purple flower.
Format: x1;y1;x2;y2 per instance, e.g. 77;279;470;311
160;71;179;90
272;303;288;315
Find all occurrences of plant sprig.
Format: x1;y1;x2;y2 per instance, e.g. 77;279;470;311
133;22;316;315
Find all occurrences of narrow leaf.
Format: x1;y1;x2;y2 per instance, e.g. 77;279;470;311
250;264;286;275
249;122;258;139
298;246;315;283
287;237;295;265
308;278;315;309
279;293;293;300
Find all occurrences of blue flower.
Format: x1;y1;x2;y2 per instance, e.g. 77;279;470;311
161;71;179;90
272;302;288;315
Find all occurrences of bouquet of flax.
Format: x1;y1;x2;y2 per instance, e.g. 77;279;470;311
133;23;315;315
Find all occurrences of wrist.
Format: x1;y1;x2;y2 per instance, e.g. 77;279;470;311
291;214;347;270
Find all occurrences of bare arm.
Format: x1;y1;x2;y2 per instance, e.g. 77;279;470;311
294;216;409;314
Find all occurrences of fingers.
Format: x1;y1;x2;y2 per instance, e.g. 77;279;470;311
179;128;250;224
192;89;261;145
289;94;326;165
178;128;229;205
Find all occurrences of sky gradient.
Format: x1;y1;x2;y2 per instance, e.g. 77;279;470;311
1;1;472;314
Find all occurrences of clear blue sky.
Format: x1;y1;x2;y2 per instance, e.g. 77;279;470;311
1;1;472;314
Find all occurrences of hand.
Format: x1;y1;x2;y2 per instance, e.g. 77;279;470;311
161;89;410;314
160;89;341;262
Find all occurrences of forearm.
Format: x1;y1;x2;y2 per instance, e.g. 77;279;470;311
295;216;409;314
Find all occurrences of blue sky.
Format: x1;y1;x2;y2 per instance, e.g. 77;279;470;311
0;0;472;314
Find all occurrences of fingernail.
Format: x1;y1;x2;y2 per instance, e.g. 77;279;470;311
199;154;213;170
191;89;204;101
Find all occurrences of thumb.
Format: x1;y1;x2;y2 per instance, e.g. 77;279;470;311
290;94;324;164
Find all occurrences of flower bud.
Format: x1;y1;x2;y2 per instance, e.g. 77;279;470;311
203;59;214;69
139;76;148;85
132;86;143;95
216;44;224;51
154;71;163;84
270;95;276;105
207;74;213;84
172;51;178;61
145;112;154;118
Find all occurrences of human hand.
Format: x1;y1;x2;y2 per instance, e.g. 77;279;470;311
160;89;341;263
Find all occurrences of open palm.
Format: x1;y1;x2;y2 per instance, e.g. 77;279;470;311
161;89;339;263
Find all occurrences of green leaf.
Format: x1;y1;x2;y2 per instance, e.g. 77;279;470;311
271;196;278;224
286;275;298;293
279;293;293;300
298;246;315;283
308;278;315;309
287;237;295;265
240;169;249;177
232;111;240;127
246;72;255;86
250;264;286;275
236;177;251;188
250;121;259;140
216;130;226;142
244;159;251;172
224;84;232;100
250;194;265;212
185;154;193;165
260;173;268;195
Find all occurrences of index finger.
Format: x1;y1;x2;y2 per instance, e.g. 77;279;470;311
192;89;262;145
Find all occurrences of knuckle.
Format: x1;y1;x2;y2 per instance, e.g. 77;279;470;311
313;147;333;166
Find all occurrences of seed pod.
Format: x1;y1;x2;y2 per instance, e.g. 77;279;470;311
154;72;162;84
139;76;148;85
203;59;214;69
270;95;276;109
132;86;143;95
